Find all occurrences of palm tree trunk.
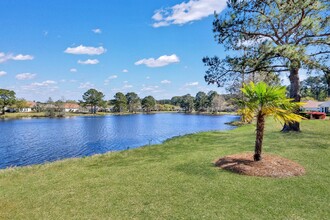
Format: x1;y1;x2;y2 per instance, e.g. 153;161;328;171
282;65;301;132
254;112;265;161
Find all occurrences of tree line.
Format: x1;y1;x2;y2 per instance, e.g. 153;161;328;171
81;89;231;114
0;88;231;116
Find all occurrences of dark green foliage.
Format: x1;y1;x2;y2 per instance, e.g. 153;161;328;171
171;96;182;106
0;89;16;115
113;92;127;113
180;94;194;113
301;76;328;101
194;91;209;112
142;96;156;112
125;92;141;113
82;89;105;114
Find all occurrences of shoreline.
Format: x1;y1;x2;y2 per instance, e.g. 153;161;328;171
0;114;240;170
0;111;238;120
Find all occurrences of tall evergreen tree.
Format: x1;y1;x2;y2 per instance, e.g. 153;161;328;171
113;92;127;113
194;91;209;112
141;96;156;112
125;92;141;113
82;89;105;114
203;0;330;131
180;94;194;113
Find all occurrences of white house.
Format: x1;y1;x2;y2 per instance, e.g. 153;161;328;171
64;103;80;112
20;101;36;112
319;101;330;114
300;101;324;112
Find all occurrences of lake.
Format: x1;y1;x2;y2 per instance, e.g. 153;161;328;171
0;113;239;169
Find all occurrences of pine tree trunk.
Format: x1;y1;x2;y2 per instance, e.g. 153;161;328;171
282;65;301;132
254;112;265;161
325;72;330;97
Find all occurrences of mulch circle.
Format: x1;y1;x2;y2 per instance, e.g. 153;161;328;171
214;153;305;178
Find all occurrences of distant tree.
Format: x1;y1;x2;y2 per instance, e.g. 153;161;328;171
82;89;105;114
171;96;182;106
98;100;108;112
239;82;303;161
66;100;78;104
125;92;141;113
15;98;29;112
204;0;330;132
33;102;43;112
207;91;218;109
0;89;16;115
157;99;171;105
142;96;156;112
113;92;127;113
211;94;226;113
301;76;327;101
54;100;66;117
45;97;56;117
180;94;194;113
194;91;209;112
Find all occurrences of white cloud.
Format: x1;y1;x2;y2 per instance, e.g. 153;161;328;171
109;75;118;80
119;81;133;89
0;71;7;77
146;76;150;80
135;54;180;67
79;82;95;89
92;28;102;34
11;54;34;61
0;52;34;63
141;85;159;92
31;80;57;86
21;80;58;92
152;0;227;27
16;73;37;80
104;75;118;85
122;69;129;73
161;80;171;84
123;84;133;89
64;45;106;55
70;68;77;72
185;81;199;86
78;59;99;65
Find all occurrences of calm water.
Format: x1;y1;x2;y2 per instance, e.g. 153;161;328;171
0;113;239;169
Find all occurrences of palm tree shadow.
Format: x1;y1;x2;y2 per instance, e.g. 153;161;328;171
214;156;254;174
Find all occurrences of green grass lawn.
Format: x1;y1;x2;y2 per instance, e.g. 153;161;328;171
0;119;329;219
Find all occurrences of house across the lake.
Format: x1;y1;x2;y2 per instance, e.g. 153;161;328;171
319;101;330;114
63;103;80;112
300;100;324;112
20;101;37;112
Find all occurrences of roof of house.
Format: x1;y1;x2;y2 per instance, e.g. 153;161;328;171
63;103;80;109
319;101;330;107
302;100;324;108
26;101;37;108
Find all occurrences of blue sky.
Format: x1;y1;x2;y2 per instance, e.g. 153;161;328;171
0;0;301;102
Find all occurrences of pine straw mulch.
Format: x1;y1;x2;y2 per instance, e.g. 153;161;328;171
214;153;305;178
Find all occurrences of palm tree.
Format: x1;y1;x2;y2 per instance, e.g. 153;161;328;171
238;82;303;161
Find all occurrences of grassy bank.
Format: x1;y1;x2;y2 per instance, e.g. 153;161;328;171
0;119;329;219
